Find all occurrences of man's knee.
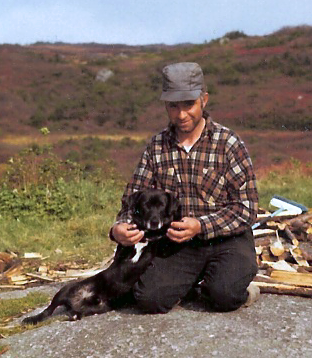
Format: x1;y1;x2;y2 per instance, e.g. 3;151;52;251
201;280;249;312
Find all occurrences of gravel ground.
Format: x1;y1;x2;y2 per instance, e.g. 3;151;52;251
1;285;312;358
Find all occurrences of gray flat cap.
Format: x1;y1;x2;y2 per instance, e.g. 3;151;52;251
160;62;205;101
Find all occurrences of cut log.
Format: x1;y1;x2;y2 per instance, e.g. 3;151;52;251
286;213;312;226
269;231;285;257
266;221;286;230
254;236;271;247
284;226;299;246
270;270;312;287
254;281;312;297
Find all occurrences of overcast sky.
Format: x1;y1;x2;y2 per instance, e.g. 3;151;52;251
1;0;311;45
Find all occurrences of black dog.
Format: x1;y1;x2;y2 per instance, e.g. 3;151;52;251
128;189;182;240
22;189;181;325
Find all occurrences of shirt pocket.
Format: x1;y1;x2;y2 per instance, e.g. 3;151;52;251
199;167;227;206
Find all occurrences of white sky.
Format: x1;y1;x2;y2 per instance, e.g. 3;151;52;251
1;0;311;45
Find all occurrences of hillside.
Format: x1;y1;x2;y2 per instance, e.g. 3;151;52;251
0;26;312;178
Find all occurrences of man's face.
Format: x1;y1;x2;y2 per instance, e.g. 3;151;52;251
165;93;208;134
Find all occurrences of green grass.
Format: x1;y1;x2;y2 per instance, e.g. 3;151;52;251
0;292;49;321
0;292;50;338
257;161;312;210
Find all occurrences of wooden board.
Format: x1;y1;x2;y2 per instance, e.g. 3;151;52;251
270;270;312;287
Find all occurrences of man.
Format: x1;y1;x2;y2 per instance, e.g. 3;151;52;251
110;62;259;313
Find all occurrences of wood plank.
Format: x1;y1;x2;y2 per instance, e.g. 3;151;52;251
0;284;26;290
270;270;312;287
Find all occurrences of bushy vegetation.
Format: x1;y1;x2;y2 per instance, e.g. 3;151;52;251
0;137;124;264
224;31;248;40
1;144;83;220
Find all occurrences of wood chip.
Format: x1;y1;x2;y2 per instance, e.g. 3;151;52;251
25;273;56;282
9;274;28;283
23;252;43;259
262;260;297;272
290;247;310;267
253;229;275;237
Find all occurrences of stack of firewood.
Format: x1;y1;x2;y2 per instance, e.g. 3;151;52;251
252;211;312;297
0;252;114;290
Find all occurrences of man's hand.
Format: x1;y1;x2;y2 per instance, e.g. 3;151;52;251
167;217;201;243
112;222;144;246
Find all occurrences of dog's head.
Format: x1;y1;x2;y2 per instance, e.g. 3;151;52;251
127;189;182;238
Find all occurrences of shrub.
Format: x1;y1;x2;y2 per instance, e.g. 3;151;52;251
218;67;240;86
0;142;84;220
224;31;247;40
202;62;220;75
29;110;46;127
247;36;285;49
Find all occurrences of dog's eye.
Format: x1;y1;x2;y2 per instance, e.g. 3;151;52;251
134;208;140;215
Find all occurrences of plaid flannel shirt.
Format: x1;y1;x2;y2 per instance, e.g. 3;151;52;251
115;114;258;240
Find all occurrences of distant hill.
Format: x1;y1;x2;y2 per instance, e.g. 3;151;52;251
1;25;311;136
0;26;311;176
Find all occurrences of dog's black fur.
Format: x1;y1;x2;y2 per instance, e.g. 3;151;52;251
128;189;182;239
22;189;181;325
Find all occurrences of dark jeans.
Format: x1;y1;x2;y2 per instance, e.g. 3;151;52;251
133;229;258;313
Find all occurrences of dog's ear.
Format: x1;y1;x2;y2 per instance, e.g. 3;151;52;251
165;192;182;221
126;190;143;210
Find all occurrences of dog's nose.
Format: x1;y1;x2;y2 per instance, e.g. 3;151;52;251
149;220;160;230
